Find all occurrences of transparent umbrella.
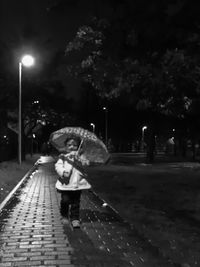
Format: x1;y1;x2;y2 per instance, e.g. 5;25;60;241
49;127;110;164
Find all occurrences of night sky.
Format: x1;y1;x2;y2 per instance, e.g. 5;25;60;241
0;0;98;100
1;0;199;102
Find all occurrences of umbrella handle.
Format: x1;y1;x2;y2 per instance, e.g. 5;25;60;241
77;139;84;155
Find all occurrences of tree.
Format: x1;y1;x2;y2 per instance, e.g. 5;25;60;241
65;1;200;161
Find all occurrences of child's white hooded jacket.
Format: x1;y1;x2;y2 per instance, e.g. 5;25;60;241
55;151;91;191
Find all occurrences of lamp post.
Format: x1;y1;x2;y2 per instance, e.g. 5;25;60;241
18;55;35;164
90;123;95;133
141;125;147;151
103;107;108;146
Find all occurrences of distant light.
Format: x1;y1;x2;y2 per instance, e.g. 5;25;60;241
142;126;147;131
3;135;7;138
103;107;107;111
173;128;175;132
32;134;36;138
90;123;95;127
21;55;35;67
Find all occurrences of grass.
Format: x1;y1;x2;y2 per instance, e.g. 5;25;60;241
86;162;200;221
86;162;200;265
0;154;40;202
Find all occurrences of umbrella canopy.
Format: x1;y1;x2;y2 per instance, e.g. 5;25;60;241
49;127;110;164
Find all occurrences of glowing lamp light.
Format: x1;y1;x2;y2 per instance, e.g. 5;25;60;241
21;55;35;67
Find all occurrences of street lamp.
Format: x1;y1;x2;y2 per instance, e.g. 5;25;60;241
103;107;108;146
90;123;95;133
141;125;147;151
18;54;35;164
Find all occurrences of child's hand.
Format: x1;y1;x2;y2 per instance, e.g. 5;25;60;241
74;155;89;166
63;171;69;178
67;151;78;161
67;151;90;166
80;158;90;166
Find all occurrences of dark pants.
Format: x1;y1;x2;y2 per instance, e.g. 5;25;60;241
60;190;81;220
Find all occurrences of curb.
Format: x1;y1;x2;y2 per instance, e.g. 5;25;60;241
89;189;128;224
0;164;37;213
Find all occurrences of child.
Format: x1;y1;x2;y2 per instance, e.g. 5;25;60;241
55;137;91;228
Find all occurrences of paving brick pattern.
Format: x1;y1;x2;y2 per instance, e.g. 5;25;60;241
0;164;74;267
0;159;176;266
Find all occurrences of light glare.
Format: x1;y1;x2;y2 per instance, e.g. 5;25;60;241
21;55;34;67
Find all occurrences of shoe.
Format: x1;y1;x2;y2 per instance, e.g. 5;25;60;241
71;220;81;228
62;217;69;224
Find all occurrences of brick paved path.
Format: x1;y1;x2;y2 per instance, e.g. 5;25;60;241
0;157;176;266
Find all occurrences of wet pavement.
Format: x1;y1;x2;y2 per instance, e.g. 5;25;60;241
0;156;184;266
